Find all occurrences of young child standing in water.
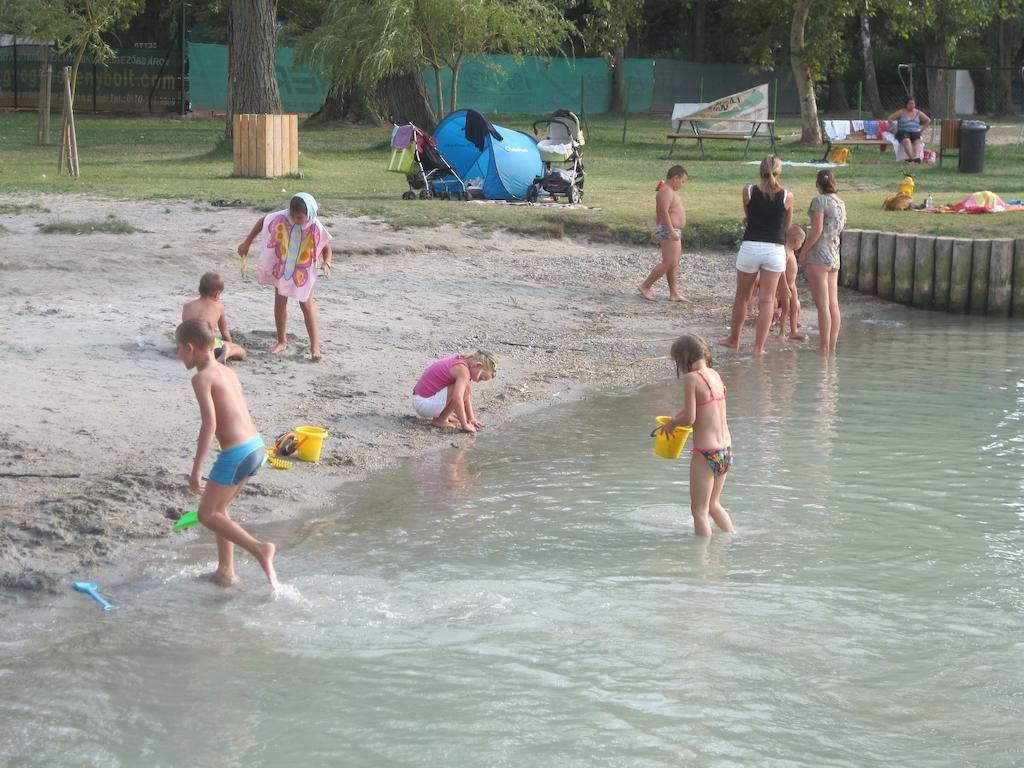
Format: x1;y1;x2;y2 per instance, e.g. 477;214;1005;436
237;193;333;361
176;319;278;588
658;334;736;537
775;225;808;341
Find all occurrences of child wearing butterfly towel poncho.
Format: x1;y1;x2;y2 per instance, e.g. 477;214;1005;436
237;193;334;361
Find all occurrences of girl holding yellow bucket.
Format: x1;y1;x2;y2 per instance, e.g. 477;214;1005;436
656;334;736;537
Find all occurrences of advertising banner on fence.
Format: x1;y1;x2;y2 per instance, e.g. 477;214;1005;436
671;84;769;131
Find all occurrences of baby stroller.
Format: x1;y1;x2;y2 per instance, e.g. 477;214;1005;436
388;124;468;200
527;109;586;204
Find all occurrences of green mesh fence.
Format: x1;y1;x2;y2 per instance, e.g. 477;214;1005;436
425;55;654;115
187;42;327;113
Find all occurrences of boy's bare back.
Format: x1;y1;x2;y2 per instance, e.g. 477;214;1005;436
182;296;224;330
191;361;257;449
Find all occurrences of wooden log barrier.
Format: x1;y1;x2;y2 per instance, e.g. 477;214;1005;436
969;239;991;315
949;239;973;314
912;236;935;310
232;114;299;178
987;239;1014;318
858;231;878;296
894;234;916;305
932;238;953;312
840;229;860;288
1013;238;1024;319
876;232;896;301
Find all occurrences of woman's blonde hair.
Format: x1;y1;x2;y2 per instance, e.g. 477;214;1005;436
758;154;783;197
464;350;498;377
669;334;712;377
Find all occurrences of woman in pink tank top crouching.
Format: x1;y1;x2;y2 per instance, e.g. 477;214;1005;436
412;351;499;433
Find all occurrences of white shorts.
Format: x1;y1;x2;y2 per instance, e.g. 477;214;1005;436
736;240;786;274
411;387;449;419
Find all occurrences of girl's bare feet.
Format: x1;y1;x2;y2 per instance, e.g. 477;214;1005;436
270;341;287;353
431;416;455;429
638;286;656;301
311;348;322;362
669;294;689;302
209;569;238;587
718;338;740;350
789;332;808;341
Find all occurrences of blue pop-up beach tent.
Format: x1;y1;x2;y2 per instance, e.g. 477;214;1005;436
432;109;543;201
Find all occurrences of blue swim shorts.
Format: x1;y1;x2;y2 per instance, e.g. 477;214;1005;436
208;435;267;486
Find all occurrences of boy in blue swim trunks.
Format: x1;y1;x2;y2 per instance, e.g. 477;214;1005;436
176;319;277;588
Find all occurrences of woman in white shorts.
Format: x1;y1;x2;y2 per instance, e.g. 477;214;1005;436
720;155;793;354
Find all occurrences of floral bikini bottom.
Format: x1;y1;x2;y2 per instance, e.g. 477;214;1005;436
692;446;733;477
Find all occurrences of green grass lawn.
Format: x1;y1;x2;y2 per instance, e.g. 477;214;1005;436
2;111;1022;248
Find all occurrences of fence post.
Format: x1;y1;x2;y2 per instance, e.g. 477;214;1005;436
876;232;896;300
949;239;973;313
13;40;17;109
858;230;878;296
840;229;860;288
912;236;935;310
37;58;52;146
932;237;953;311
894;234;915;304
969;240;990;314
988;239;1013;317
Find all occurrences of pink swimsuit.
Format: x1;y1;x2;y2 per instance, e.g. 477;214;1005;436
691;369;733;476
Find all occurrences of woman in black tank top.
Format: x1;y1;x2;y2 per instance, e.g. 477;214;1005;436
719;155;793;355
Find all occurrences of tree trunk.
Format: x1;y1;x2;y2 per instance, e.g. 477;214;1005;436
994;18;1017;115
449;55;462;114
859;13;886;119
790;0;821;144
828;71;849;112
225;0;281;144
431;66;445;119
368;72;437;131
610;47;626;114
920;28;950;117
305;83;351;125
691;0;707;62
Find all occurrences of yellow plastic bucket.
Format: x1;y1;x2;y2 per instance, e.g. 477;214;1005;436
652;417;692;460
295;425;329;462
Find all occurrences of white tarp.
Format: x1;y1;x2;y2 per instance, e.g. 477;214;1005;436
671;84;770;132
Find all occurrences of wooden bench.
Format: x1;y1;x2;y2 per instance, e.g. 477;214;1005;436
666;118;777;159
820;119;926;162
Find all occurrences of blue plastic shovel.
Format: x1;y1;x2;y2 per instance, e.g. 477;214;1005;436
72;582;118;611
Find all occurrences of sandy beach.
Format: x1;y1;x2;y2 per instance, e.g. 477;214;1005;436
0;193;849;592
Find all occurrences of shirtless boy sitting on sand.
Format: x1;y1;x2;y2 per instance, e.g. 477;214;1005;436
176;319;277;588
182;272;246;364
639;165;688;303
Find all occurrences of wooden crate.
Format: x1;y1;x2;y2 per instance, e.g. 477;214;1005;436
233;114;299;177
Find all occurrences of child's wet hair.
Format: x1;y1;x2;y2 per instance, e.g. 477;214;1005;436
289;196;308;216
175;318;215;351
669;334;712;376
199;272;224;296
465;350;498;377
786;224;805;243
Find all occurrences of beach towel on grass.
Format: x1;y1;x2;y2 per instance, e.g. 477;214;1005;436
915;191;1024;214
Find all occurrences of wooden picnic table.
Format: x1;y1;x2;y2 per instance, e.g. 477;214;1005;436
666;118;778;159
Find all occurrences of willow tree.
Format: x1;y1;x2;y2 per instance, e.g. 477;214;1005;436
302;0;572;122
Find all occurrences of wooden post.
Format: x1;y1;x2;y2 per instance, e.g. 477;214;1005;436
1013;237;1024;318
912;236;935;310
969;239;990;315
858;230;878;296
894;234;915;304
987;239;1014;318
246;114;258;177
932;237;953;312
840;229;861;288
233;114;243;175
949;239;973;313
58;66;80;178
255;114;268;177
876;232;896;301
288;114;298;173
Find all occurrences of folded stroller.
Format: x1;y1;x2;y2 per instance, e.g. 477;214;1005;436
527;109;586;204
388;124;468;200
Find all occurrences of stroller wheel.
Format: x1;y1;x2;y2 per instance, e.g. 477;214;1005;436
458;191;469;201
419;190;431;200
526;185;539;203
569;185;581;205
402;191;416;201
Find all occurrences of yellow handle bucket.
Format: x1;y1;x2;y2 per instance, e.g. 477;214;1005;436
652;416;692;460
295;425;329;462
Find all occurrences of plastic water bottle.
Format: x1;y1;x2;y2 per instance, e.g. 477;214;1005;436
925;194;934;209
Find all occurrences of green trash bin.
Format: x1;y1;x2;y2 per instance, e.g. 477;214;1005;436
958;120;988;173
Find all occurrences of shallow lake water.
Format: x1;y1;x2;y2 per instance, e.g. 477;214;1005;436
2;308;1023;767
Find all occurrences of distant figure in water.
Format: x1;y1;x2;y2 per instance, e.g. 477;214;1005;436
175;319;278;589
639;165;688;302
412;351;498;433
658;334;736;537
